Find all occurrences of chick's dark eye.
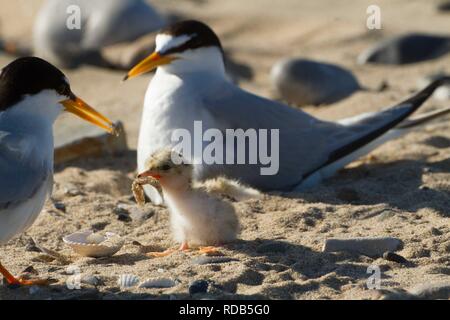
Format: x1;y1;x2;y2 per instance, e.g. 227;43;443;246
161;164;171;171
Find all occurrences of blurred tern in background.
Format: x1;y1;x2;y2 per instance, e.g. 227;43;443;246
33;0;166;68
124;20;450;205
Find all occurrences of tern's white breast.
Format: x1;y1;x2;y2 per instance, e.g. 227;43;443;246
137;70;221;173
0;176;53;245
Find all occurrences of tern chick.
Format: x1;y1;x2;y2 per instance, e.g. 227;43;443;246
133;149;241;256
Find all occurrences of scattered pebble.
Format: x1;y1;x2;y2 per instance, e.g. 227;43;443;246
256;242;288;254
25;238;41;253
81;274;101;287
358;33;450;65
377;211;396;221
383;251;408;264
430;227;443;236
409;282;450;300
63;183;83;197
21;266;39;275
336;188;360;202
52;201;66;213
129;207;154;224
117;213;132;222
322;237;403;257
65;265;81;275
31;254;55;263
115;202;155;224
29;286;41;295
271;58;361;106
91;222;109;232
189;280;209;295
192;256;237;265
114;204;132;222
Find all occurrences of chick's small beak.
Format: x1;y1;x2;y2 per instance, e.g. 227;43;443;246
61;95;116;135
123;52;176;81
138;170;162;180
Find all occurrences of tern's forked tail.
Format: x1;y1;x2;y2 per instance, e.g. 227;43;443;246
295;76;450;191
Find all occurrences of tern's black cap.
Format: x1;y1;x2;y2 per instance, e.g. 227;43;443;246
0;57;72;112
159;20;223;55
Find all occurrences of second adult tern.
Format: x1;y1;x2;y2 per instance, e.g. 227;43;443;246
124;20;450;204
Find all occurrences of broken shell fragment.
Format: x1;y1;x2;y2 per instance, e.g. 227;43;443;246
118;274;140;289
132;181;146;206
138;278;177;289
63;231;124;258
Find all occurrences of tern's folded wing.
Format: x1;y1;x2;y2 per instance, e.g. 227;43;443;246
202;83;337;190
201;77;448;190
0;131;49;209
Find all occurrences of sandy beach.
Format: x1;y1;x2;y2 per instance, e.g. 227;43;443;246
0;0;449;300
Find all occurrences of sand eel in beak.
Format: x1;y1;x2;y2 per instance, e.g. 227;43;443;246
133;149;240;257
0;57;115;285
125;20;450;205
33;0;166;68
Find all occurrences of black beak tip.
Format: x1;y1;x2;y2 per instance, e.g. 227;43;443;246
122;74;129;82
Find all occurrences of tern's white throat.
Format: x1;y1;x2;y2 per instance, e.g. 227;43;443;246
0;90;65;133
156;35;225;76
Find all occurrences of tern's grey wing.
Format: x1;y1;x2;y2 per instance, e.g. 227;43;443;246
201;77;448;191
0;131;49;209
201;83;337;190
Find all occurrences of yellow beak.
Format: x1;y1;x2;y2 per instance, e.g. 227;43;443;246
60;95;117;135
123;52;176;81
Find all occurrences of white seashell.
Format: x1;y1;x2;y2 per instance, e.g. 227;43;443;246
81;274;101;286
63;231;124;258
138;278;177;289
65;265;81;275
118;274;140;289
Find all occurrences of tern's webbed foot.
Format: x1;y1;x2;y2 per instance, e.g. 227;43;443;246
8;277;52;286
1;262;52;287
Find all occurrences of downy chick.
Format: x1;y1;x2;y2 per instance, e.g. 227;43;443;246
133;149;240;256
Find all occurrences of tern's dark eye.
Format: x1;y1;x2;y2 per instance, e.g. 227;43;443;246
57;83;71;97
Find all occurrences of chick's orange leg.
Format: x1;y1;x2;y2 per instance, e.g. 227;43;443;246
147;248;177;258
198;246;221;255
0;262;49;286
179;242;190;251
147;242;191;258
